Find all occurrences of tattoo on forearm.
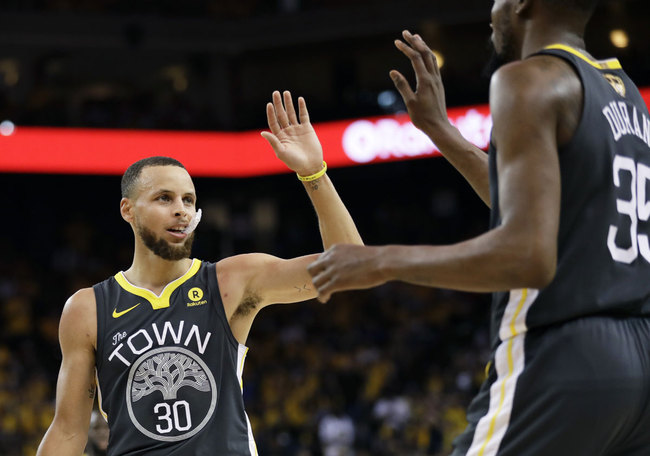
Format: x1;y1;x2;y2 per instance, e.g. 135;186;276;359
294;284;311;293
88;384;96;399
309;180;319;191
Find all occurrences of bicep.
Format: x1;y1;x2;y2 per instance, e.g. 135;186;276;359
219;253;319;312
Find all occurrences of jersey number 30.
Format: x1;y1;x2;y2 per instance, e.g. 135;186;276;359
154;401;193;434
608;155;650;264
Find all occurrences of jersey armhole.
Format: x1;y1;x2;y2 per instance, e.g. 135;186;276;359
206;262;243;351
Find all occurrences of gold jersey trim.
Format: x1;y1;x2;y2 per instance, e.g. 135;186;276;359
114;259;202;309
544;44;622;70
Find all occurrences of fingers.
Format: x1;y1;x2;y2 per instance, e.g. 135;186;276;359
389;69;415;103
316;288;332;303
394;38;429;79
267;90;309;130
265;102;282;135
283;91;298;125
298;97;310;124
396;30;441;81
402;30;438;74
306;256;326;283
307;250;353;303
414;35;439;76
307;256;334;302
272;90;290;128
311;272;334;303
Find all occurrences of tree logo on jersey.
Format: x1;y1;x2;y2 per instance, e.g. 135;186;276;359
131;352;211;401
126;346;217;442
603;74;626;98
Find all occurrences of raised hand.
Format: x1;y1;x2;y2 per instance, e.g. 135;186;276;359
392;30;491;206
390;30;452;136
261;90;324;176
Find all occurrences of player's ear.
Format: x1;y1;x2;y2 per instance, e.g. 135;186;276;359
120;197;134;223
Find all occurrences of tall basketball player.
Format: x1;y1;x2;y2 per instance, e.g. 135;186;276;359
308;0;650;454
37;91;363;455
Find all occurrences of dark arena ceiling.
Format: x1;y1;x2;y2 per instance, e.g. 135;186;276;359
0;0;648;131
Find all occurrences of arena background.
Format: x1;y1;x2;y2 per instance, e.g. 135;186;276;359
0;1;648;455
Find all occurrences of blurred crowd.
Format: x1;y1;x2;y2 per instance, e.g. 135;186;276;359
246;283;490;455
0;160;492;455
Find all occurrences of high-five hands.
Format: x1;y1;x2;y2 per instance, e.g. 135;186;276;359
270;32;449;303
261;90;324;176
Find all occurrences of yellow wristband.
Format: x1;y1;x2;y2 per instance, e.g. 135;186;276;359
297;161;327;182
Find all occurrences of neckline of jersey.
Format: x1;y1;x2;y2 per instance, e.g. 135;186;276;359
544;44;622;70
114;258;202;309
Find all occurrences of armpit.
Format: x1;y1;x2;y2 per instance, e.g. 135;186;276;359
231;290;261;320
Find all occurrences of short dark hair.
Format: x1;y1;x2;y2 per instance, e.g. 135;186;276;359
121;156;186;198
543;0;599;17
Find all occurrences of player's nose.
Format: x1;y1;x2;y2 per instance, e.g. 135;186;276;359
172;198;187;217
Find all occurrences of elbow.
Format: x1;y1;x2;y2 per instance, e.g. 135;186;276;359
496;221;558;290
523;257;556;289
515;246;557;289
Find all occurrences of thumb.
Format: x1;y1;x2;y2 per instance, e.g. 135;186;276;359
261;131;283;155
390;70;414;103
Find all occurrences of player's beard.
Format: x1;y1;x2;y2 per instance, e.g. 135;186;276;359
482;16;517;78
482;39;510;78
136;222;195;261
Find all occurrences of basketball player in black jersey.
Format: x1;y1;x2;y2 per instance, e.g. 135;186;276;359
308;0;650;454
37;91;363;456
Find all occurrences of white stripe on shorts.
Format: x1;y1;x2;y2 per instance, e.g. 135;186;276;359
466;288;538;456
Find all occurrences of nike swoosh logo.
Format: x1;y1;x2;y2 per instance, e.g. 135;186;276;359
112;303;141;318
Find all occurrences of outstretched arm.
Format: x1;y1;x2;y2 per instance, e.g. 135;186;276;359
37;289;97;456
391;30;490;206
218;92;363;344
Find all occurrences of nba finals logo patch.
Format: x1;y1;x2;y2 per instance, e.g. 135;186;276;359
604;74;626;97
126;346;217;441
187;287;207;307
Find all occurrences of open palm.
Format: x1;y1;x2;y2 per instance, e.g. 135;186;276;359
261;91;324;176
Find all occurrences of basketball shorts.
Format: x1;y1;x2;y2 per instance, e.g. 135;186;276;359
451;315;650;456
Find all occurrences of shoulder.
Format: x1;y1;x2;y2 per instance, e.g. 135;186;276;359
60;287;97;349
490;55;583;146
490;55;581;107
63;287;97;315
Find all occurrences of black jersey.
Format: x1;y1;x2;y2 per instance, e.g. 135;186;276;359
93;259;257;455
488;45;650;348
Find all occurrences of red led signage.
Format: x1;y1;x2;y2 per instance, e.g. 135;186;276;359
1;88;648;176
